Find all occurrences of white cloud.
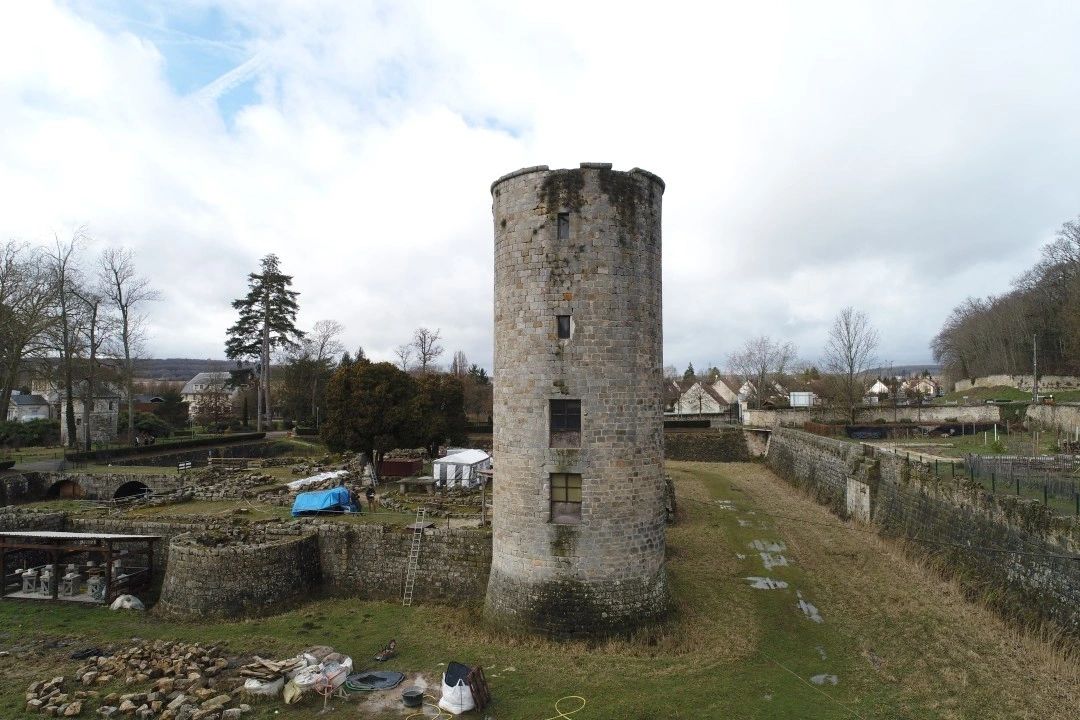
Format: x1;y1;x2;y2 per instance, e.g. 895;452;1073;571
1;0;1078;372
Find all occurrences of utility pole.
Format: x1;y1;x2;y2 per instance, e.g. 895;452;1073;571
1032;333;1038;404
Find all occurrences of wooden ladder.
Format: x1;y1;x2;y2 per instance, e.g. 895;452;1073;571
402;507;426;606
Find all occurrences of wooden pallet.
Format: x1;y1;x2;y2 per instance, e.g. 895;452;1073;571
466;666;491;710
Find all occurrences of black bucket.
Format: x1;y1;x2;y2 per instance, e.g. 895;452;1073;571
402;686;423;708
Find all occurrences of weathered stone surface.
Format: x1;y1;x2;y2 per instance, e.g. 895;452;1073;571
767;428;1080;639
486;164;669;637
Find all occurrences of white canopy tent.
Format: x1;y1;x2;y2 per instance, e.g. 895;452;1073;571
433;449;492;489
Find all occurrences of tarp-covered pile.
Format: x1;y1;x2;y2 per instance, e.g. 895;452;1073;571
291;486;358;516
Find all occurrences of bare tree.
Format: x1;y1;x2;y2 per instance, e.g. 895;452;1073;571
307;319;344;418
69;285;109;452
411;327;444;373
99;248;159;442
449;350;468;377
46;232;85;447
0;241;55;413
823;306;879;423
728;336;797;409
394;344;412;371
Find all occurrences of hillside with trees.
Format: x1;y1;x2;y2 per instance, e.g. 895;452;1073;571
933;216;1080;381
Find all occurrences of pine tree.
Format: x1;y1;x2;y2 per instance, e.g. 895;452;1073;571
225;254;303;430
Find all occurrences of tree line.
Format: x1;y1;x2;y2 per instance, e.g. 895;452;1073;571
1;230;157;448
222;255;492;461
933;217;1080;381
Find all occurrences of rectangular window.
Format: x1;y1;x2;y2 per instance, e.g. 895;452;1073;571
549;398;581;448
557;315;571;339
550;473;582;524
557;212;570;239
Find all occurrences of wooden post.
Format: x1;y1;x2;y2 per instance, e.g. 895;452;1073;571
103;541;113;605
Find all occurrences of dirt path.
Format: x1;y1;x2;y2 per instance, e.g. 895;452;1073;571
697;461;1079;719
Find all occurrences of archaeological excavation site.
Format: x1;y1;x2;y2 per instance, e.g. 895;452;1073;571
1;165;1078;720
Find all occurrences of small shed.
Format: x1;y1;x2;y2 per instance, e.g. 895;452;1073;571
433;449;492;489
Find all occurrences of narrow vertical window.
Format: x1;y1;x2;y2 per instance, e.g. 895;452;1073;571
550;473;582;524
557;212;570;239
549;399;581;448
557;315;571;339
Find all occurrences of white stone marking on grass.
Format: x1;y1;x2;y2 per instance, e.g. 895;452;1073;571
759;552;789;570
816;646;827;660
796;591;823;623
750;540;786;552
810;674;838;685
744;577;789;590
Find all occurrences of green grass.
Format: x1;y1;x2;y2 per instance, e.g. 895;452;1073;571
0;463;1074;718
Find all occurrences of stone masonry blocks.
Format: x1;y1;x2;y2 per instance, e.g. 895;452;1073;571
485;164;669;637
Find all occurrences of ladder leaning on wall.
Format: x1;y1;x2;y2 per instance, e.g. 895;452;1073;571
402;506;426;606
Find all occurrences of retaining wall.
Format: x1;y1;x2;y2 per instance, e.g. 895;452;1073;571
955;375;1080;392
744;404;1002;427
664;430;751;462
1026;403;1080;434
0;510;492;615
317;524;491;604
156;533;321;619
766;428;1080;641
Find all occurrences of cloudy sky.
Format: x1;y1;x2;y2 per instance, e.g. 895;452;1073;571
2;1;1078;373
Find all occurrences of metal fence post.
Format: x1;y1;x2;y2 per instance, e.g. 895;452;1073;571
1044;481;1048;506
1075;492;1079;516
1016;476;1020;496
991;473;995;494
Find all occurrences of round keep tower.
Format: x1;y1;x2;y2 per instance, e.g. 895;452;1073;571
485;163;668;637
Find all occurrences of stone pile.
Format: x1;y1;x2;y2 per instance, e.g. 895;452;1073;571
25;640;254;720
24;676;93;717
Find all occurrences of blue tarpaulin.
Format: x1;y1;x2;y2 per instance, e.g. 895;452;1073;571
291;486;359;516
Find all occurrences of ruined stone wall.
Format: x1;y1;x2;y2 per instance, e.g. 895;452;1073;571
0;473;52;506
956;375;1080;392
0;509;492;614
317;524;491;604
487;163;668;637
156;532;320;619
1026;403;1080;434
767;428;1080;640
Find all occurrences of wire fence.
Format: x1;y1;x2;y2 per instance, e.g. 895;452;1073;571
965;454;1080;516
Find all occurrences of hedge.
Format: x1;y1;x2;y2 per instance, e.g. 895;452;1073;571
64;432;267;462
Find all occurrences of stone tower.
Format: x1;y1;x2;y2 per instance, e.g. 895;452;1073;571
485;163;668;637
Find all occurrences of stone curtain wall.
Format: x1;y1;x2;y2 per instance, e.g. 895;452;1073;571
664;430;751;462
157;533;320;619
317;524;491;604
767;429;1080;640
487;164;668;637
744;404;1002;427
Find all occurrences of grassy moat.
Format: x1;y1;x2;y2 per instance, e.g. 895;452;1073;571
0;462;1075;719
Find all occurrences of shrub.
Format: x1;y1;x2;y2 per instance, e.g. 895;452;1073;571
0;419;60;448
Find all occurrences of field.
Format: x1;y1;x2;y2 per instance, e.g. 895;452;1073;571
934;385;1080;404
0;462;1075;718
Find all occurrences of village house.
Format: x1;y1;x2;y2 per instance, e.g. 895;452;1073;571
6;392;50;423
181;372;240;418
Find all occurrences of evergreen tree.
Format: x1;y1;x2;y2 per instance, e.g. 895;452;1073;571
683;362;696;382
321;361;417;468
225;254;303;430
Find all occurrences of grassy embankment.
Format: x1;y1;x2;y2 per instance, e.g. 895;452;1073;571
0;462;1075;718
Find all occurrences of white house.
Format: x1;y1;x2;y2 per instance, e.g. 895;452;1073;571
181;372;238;417
869;380;890;396
672;381;729;415
6;393;50;422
